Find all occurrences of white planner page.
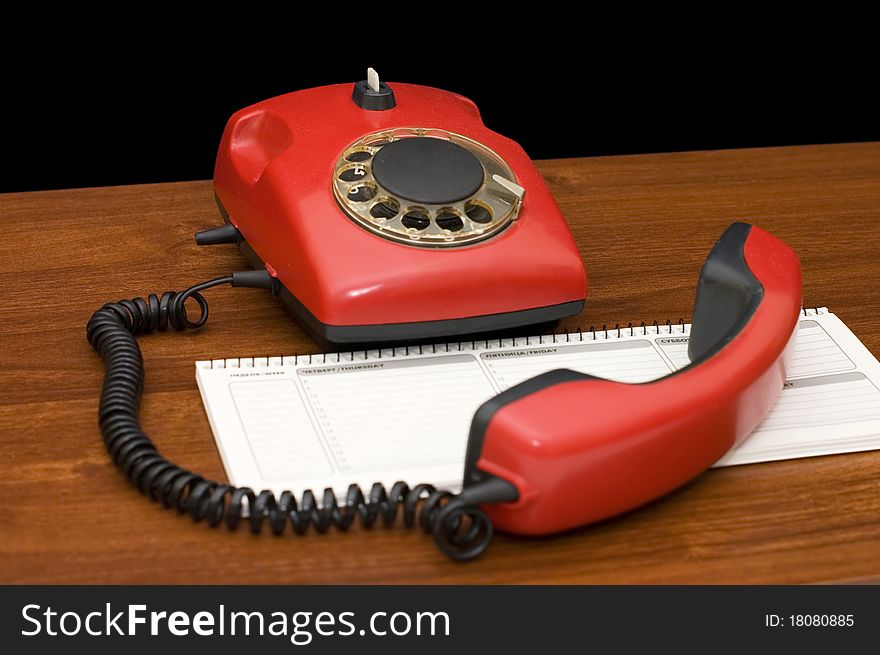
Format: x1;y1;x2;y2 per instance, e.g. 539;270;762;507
712;313;880;466
196;309;880;496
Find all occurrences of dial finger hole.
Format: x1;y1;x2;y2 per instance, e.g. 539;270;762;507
370;198;400;219
401;208;430;230
436;208;464;232
345;149;373;163
347;183;376;202
464;200;493;224
338;164;368;182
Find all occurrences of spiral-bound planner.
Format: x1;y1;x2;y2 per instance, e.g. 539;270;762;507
196;308;880;498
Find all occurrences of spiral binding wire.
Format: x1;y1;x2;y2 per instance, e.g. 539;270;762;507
210;316;699;369
86;277;493;561
205;309;829;370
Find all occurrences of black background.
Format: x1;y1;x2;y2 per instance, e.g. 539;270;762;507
3;33;876;193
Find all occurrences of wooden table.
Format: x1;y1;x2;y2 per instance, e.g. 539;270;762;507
2;143;879;584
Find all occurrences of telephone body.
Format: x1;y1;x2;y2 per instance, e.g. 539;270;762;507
212;78;587;345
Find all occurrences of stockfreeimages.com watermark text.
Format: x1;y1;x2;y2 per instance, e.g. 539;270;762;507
22;603;450;645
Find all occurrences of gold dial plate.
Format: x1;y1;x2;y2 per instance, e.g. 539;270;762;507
332;128;522;247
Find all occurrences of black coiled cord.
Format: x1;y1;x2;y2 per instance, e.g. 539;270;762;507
86;276;494;561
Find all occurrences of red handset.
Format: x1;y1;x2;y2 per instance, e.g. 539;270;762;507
436;222;802;557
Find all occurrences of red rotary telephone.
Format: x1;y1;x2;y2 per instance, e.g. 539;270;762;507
208;69;586;345
87;70;803;560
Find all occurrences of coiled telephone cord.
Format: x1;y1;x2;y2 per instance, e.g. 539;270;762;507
86;275;493;561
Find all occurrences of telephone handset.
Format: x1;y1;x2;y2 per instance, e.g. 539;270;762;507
87;71;803;560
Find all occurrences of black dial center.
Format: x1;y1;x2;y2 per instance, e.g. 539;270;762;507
371;137;484;205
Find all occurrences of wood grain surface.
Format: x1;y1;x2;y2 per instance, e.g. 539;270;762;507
1;143;879;584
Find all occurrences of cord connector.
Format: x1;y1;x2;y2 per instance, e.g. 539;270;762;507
195;224;241;246
231;269;278;294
